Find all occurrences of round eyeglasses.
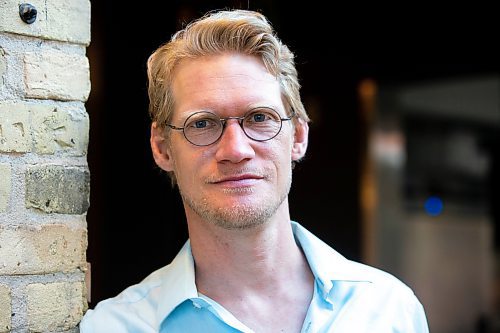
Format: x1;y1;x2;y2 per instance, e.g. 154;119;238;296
166;107;294;146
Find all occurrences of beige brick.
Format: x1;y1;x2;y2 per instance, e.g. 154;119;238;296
27;281;85;332
0;102;88;155
0;163;11;212
0;0;90;45
0;102;31;153
25;165;90;214
24;50;90;101
31;105;89;156
0;285;11;333
0;225;87;275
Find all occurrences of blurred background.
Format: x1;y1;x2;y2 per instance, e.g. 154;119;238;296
86;1;499;332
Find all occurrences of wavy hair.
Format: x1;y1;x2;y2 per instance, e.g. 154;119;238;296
147;9;309;129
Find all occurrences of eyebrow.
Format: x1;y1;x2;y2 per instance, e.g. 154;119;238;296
186;105;282;117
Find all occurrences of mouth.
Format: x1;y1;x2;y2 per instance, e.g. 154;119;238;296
208;173;265;187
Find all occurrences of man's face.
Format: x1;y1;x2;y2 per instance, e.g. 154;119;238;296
151;53;308;230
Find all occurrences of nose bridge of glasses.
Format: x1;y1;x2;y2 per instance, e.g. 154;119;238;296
221;116;246;127
220;116;247;138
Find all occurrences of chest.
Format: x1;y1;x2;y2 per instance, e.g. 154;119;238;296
229;299;309;333
160;282;418;333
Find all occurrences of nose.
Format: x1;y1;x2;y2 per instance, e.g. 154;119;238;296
214;119;255;163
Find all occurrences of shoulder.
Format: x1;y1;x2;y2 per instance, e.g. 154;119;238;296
79;264;172;333
331;260;429;332
341;259;426;316
348;259;412;289
294;221;418;297
80;241;195;332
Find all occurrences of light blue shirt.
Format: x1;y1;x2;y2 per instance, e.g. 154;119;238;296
80;222;429;332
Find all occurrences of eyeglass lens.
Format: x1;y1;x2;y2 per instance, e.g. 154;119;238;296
183;108;285;146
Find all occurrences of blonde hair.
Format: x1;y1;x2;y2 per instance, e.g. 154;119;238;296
147;9;309;129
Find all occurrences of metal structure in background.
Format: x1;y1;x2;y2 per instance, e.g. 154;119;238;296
361;75;500;333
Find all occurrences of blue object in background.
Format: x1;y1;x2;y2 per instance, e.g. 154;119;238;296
424;196;444;216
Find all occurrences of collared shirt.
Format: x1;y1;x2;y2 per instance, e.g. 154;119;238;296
80;222;429;332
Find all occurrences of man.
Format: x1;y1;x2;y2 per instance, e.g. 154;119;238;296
81;9;429;332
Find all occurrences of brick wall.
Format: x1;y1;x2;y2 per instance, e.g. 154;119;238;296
0;0;91;332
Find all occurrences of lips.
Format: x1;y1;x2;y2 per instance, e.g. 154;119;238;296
205;170;267;187
213;174;263;183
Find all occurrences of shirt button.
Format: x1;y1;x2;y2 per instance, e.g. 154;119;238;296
192;302;202;309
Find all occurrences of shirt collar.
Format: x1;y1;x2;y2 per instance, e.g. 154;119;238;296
156;240;198;328
291;221;373;302
155;221;372;327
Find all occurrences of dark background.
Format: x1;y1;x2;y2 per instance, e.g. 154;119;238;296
86;1;499;308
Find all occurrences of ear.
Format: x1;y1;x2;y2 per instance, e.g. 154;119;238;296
150;122;174;172
291;119;309;161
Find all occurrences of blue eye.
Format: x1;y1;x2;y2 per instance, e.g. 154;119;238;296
252;113;266;122
194;120;208;128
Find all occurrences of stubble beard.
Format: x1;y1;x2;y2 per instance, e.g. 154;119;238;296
180;173;292;230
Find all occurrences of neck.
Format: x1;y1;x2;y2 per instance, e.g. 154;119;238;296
187;203;311;296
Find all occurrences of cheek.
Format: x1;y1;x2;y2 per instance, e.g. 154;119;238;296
263;140;293;177
174;147;215;189
170;149;197;182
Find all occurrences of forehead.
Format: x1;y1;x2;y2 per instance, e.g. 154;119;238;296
171;53;283;116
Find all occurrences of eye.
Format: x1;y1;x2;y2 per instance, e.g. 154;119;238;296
194;120;208;128
185;113;220;131
252;113;267;122
245;108;280;124
189;118;218;129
